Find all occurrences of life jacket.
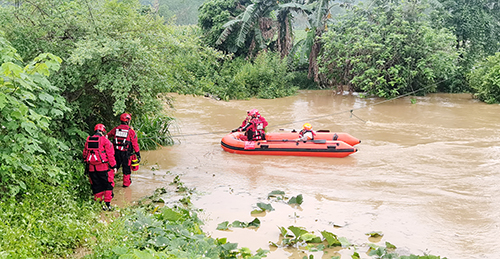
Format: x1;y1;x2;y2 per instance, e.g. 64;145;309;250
254;118;265;131
249;118;266;140
84;135;109;165
113;125;131;151
299;129;316;140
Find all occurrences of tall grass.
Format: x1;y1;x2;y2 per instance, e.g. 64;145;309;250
133;113;174;150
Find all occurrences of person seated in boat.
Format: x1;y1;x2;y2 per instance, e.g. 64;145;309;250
233;109;268;141
296;123;316;142
233;110;252;133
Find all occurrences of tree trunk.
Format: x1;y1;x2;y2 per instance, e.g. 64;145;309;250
277;12;292;58
308;29;322;85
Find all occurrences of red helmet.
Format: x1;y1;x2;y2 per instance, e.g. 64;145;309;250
249;109;259;117
120;113;132;122
94;123;106;133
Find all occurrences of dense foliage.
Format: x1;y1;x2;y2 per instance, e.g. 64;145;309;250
0;35;74;196
318;1;459;98
0;34;97;257
198;0;250;55
469;52;500;103
1;0;223;130
134;113;175;150
199;0;500;101
432;0;500;92
1;0;299;132
0;0;498;257
433;0;500;59
211;51;298;100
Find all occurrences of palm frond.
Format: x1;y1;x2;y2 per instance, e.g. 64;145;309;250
303;30;315;57
216;12;245;46
237;4;258;47
241;3;257;24
290;38;303;54
278;3;313;14
313;0;328;28
216;22;239;45
222;18;242;29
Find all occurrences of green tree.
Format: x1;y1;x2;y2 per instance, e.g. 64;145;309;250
318;1;459;97
284;0;354;83
232;51;298;98
0;34;71;196
199;0;354;81
435;0;500;56
200;0;308;58
198;0;251;55
432;0;500;92
469;52;500;103
210;0;279;57
1;0;226;131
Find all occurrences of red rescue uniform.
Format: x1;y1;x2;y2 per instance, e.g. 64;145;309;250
83;133;116;203
243;116;268;141
107;124;140;187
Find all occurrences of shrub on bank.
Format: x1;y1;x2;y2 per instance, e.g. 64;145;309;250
133;113;175;150
0;181;100;258
318;2;459;98
211;52;299;101
469;52;500;104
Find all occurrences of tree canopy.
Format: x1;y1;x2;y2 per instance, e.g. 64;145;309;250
1;0;227;130
318;1;459;97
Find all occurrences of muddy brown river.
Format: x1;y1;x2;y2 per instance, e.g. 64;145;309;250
112;90;500;259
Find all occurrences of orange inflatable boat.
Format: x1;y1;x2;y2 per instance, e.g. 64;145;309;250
266;130;361;146
221;132;358;158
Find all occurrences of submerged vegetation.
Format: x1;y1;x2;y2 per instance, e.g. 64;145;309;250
217;190;448;259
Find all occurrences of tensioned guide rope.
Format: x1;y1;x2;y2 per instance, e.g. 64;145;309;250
138;76;457;140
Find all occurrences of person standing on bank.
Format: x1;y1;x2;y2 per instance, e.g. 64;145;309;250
83;124;117;210
107;113;140;187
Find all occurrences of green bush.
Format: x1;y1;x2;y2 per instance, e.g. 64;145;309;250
0;35;76;197
231;52;298;99
201;52;299;100
288;71;318;89
133;113;175;150
318;2;459;98
0;181;99;258
469;52;500;103
0;32;99;259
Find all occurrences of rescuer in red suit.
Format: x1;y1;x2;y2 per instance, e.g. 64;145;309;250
83;124;117;210
107;113;140;187
233;109;268;141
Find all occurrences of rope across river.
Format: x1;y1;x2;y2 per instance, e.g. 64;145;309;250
138;76;455;140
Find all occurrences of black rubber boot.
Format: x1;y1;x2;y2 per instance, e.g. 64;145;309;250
103;202;112;211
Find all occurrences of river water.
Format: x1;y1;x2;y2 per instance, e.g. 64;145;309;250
112;90;500;259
